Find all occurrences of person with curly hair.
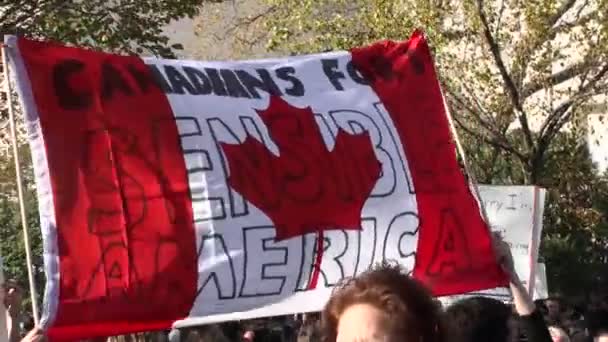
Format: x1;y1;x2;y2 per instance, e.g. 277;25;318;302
321;261;444;342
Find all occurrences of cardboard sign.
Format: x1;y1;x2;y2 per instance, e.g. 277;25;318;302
441;186;546;303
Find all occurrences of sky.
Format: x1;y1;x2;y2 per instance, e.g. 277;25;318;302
588;114;608;174
164;18;198;57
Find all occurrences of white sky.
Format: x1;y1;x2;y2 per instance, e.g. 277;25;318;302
164;18;198;58
588;114;608;174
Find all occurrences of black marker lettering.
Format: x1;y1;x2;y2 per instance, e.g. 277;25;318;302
127;64;158;93
347;61;369;85
183;66;213;95
236;69;282;98
275;67;305;96
164;65;198;95
146;64;173;93
322;59;346;91
205;68;228;96
101;62;133;100
239;227;288;297
52;59;91;110
220;69;251;98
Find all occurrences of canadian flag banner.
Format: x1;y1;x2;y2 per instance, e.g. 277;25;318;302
5;31;507;340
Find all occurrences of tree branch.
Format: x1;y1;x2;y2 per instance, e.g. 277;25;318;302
445;86;495;131
494;0;506;38
475;0;535;151
452;114;527;162
548;0;577;27
515;0;590;67
540;62;608;139
208;5;277;41
475;0;522;108
442;28;476;40
510;0;589;90
235;5;277;28
522;57;602;98
544;86;606;142
445;88;527;162
456;81;492;118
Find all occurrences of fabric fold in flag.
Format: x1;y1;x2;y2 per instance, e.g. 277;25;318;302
4;31;507;341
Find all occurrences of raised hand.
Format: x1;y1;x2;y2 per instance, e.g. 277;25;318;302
3;280;23;318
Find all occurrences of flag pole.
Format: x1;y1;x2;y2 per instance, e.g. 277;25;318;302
439;86;490;225
1;45;40;324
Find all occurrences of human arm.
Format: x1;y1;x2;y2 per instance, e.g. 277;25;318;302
493;235;552;342
3;280;22;342
19;328;45;342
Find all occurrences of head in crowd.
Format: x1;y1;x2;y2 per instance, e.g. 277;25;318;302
220;321;241;342
243;330;255;342
168;329;181;342
444;296;511;342
561;310;583;334
586;310;608;342
433;299;443;311
545;297;563;323
21;314;35;338
305;312;321;324
182;324;231;342
589;290;608;312
321;261;443;342
548;325;571;342
535;299;549;317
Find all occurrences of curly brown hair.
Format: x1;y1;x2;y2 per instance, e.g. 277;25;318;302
321;261;445;342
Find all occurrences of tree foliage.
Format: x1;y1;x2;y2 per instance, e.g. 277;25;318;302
0;145;44;312
259;0;607;184
539;129;608;294
223;0;608;295
0;0;216;57
191;0;276;60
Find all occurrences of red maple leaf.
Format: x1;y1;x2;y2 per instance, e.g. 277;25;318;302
220;96;381;242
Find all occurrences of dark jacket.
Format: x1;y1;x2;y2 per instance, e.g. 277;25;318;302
518;310;553;342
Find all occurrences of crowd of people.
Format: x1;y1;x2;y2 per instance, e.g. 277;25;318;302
3;237;607;342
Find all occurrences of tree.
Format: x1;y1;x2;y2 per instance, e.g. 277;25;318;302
219;0;608;296
538;128;608;295
0;146;44;314
191;0;276;60
0;0;214;57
